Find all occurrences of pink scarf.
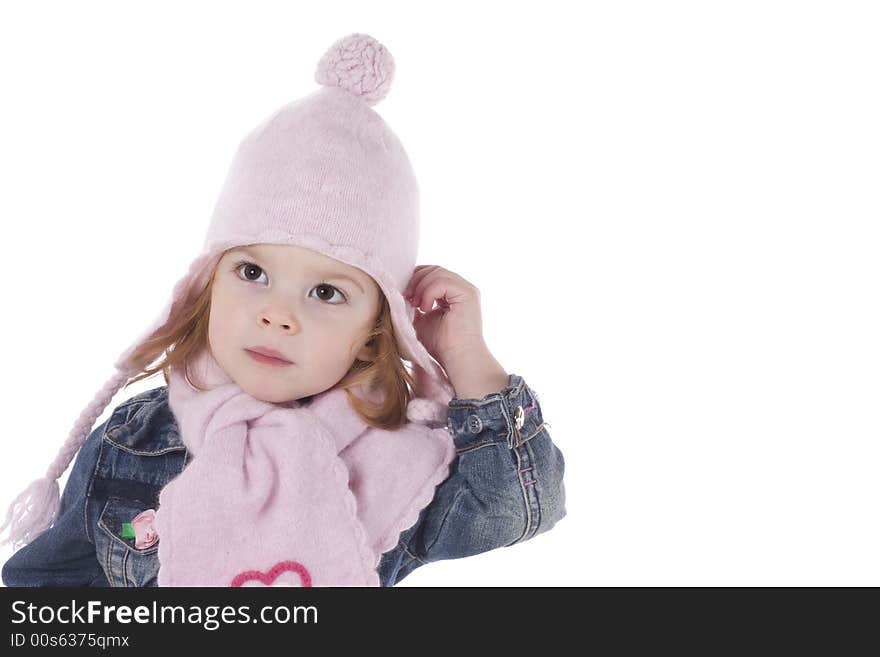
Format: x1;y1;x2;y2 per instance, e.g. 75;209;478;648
153;348;456;587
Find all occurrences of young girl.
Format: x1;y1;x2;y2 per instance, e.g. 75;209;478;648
0;33;566;587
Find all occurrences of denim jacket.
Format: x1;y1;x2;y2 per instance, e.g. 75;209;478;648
2;374;565;587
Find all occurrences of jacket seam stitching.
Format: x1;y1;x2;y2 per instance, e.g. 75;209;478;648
104;388;168;433
505;388;542;543
528;438;544;538
517;422;548;446
121;547;130;588
455;439;506;455
511;446;533;544
101;432;186;456
84;422;111;546
102;536;115;587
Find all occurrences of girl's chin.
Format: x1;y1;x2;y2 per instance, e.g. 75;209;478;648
237;378;297;404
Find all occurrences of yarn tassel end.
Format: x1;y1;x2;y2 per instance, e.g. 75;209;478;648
0;477;61;551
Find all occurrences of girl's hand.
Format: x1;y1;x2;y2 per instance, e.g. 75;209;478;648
403;265;486;371
404;265;509;399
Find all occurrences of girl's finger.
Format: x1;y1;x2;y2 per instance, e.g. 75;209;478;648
414;276;466;312
405;265;442;299
412;271;457;310
412;271;475;310
412;275;447;311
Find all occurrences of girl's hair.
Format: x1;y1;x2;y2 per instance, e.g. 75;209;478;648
123;256;416;430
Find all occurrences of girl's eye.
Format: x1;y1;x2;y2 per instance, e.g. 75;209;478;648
232;261;347;305
234;261;267;284
310;283;347;305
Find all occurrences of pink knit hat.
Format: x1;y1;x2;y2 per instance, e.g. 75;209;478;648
0;33;454;551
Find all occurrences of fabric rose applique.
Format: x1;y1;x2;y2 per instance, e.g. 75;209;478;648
128;509;158;549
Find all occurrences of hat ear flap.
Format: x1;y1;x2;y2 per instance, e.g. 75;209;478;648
411;359;451;405
381;289;455;425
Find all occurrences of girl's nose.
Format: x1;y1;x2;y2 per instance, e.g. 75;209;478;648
260;312;299;332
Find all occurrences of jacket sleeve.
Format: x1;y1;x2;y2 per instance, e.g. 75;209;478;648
1;420;109;587
385;374;565;583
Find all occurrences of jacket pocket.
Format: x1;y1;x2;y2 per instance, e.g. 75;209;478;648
94;498;160;587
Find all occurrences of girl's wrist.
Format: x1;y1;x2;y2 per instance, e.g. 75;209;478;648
442;342;509;400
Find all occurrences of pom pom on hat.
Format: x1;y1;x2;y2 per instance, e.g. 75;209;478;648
315;33;395;106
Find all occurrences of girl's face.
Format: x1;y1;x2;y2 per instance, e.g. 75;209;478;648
208;243;382;403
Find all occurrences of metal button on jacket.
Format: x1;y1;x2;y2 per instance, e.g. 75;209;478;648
466;414;483;434
514;405;525;431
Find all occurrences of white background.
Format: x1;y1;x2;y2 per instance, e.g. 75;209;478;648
1;1;878;586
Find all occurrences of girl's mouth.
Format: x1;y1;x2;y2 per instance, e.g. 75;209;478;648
245;349;294;367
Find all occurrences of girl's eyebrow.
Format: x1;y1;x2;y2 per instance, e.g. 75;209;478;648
230;247;365;294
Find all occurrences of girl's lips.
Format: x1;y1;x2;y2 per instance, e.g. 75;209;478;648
245;349;294;367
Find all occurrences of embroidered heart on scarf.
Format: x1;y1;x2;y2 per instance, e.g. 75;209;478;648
230;561;312;587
